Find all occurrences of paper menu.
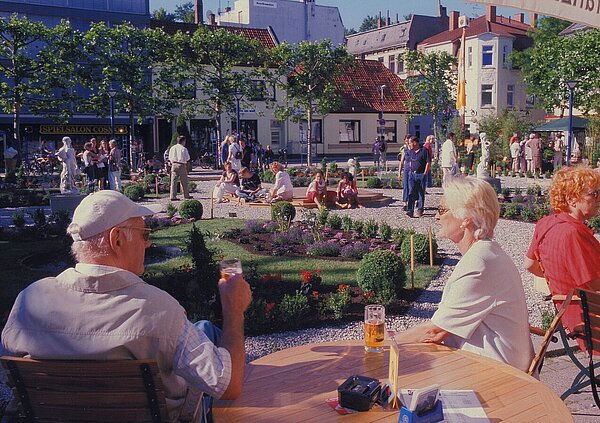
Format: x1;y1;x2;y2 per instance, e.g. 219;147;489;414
397;389;489;422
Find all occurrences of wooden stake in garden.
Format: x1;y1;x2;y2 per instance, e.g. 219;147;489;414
428;226;433;267
210;192;214;219
361;169;365;184
410;234;415;289
155;174;159;196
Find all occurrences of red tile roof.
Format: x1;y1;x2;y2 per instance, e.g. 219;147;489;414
334;59;410;113
150;21;277;49
419;15;531;47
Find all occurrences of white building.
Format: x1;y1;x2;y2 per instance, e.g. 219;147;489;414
418;6;545;134
215;0;344;45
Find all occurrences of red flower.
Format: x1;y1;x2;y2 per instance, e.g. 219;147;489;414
311;291;319;299
363;291;374;299
338;284;349;292
265;302;276;313
302;270;313;283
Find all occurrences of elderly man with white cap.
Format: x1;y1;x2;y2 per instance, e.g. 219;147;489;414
1;191;252;422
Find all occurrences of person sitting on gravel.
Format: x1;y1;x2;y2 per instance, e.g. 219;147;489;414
524;166;600;352
1;190;252;422
213;161;240;203
306;170;327;209
336;172;359;209
236;167;268;203
393;176;534;373
268;161;293;203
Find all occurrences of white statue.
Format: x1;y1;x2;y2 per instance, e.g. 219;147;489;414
347;158;357;177
477;132;491;179
56;136;78;194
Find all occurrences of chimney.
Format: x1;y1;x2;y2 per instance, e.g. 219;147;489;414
449;11;459;31
194;0;203;24
378;11;382;28
386;10;391;26
225;6;231;12
486;5;497;23
529;12;538;27
396;13;399;23
439;5;447;17
208;13;216;25
513;13;524;23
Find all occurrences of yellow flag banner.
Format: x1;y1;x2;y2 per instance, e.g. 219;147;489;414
469;0;599;28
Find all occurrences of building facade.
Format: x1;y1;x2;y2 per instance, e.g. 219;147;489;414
216;0;344;45
418;6;545;134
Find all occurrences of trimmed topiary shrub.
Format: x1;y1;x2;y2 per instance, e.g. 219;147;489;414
179;199;203;220
124;184;145;202
400;233;437;264
379;222;392;241
356;250;406;305
366;177;382;188
271;201;296;222
327;214;343;230
341;215;353;232
362;219;378;239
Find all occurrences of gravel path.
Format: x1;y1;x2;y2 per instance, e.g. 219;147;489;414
149;177;550;362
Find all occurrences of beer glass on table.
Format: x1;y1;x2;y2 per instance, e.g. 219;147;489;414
220;258;243;280
364;305;385;353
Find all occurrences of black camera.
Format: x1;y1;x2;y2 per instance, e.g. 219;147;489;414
337;375;381;411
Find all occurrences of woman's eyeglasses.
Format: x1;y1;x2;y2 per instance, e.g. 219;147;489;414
585;190;600;199
119;226;152;241
437;205;450;216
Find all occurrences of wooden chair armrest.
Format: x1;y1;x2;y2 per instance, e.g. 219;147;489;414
178;388;203;423
552;294;580;302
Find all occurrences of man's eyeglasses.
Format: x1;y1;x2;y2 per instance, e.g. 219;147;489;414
437;205;450;216
119;226;152;241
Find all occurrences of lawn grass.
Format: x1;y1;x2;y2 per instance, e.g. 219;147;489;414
147;219;440;288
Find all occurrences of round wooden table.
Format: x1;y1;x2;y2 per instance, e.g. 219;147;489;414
214;340;573;422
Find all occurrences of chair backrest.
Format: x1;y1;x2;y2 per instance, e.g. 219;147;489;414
528;290;574;376
0;357;169;423
579;289;600;355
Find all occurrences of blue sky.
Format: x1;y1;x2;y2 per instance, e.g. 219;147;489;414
149;1;524;30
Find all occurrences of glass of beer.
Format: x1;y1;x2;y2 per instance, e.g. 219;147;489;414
220;258;243;280
364;305;385;353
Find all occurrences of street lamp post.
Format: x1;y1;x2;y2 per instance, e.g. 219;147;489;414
565;80;580;167
379;85;386;141
232;91;244;144
106;88;117;142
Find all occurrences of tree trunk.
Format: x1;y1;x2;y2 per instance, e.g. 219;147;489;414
129;100;135;169
13;101;21;152
215;105;222;166
307;106;313;167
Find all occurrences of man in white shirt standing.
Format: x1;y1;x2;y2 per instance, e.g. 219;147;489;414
168;135;192;201
553;133;564;170
441;132;458;180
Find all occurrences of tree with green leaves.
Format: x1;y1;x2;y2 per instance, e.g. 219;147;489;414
82;22;169;166
151;7;175;21
174;2;195;23
266;40;354;166
0;14;81;149
512;18;599;116
359;16;379;32
477;110;537;161
403;50;457;145
154;25;264;154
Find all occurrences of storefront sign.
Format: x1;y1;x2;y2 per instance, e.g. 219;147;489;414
254;0;277;8
39;124;128;135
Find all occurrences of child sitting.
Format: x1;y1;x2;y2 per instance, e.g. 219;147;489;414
336;172;359;209
213;161;240;203
236;167;268;202
306;170;327;209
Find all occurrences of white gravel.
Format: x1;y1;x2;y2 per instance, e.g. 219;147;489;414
146;177;553;362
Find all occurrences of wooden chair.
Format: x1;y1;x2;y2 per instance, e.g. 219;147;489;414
528;290;574;376
577;288;600;408
0;357;202;423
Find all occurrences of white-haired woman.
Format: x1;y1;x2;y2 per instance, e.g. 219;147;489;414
394;176;533;372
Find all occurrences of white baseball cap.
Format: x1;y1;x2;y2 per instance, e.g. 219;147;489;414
67;191;157;241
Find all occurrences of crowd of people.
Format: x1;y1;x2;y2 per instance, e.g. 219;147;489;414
1;126;599;422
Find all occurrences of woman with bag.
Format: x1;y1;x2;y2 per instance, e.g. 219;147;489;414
525;166;600;351
107;139;122;191
227;137;242;172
